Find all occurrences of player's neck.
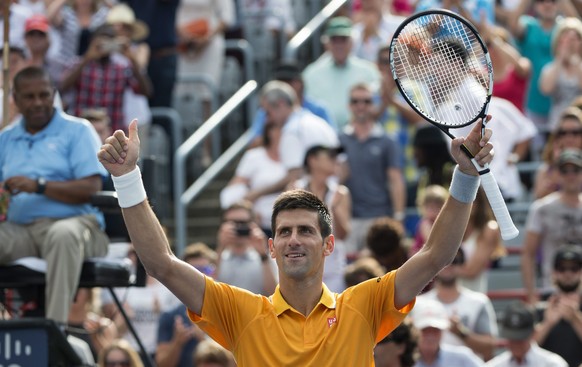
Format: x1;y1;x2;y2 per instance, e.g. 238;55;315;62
279;277;324;316
559;191;582;207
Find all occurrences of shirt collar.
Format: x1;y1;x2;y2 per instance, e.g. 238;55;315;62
12;109;60;140
343;123;384;138
271;283;336;316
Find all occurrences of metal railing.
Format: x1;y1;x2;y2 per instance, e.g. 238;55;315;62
173;81;258;256
283;0;348;63
174;73;220;158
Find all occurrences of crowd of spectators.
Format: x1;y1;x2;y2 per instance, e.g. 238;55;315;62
3;0;582;365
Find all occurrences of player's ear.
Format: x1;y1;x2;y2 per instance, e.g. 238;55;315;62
323;235;335;256
268;238;276;258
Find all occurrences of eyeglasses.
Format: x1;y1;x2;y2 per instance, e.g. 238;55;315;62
558;166;582;175
535;0;556;3
555;265;582;273
556;129;582;137
350;98;373;105
105;361;130;367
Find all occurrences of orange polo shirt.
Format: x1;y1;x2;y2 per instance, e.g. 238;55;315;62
188;270;414;366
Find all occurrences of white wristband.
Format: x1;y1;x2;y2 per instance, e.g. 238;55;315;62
449;166;480;203
111;166;147;208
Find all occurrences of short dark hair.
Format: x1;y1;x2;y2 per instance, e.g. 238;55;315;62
271;189;332;239
378;320;418;367
13;66;52;92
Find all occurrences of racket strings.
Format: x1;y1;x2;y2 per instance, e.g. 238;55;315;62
391;13;491;127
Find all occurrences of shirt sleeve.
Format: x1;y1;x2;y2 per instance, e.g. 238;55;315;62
343;270;415;343
473;299;498;336
187;276;266;350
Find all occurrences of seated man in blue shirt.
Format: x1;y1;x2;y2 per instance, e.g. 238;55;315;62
0;66;109;325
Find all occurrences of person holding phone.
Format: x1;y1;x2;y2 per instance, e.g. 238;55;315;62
214;201;277;296
60;23;152;132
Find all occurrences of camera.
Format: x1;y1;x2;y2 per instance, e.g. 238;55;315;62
101;39;121;53
235;222;250;237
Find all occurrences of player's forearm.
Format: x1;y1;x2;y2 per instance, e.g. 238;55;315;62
121;201;176;279
424;197;472;268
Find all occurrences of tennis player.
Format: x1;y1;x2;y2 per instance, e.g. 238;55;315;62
98;118;493;366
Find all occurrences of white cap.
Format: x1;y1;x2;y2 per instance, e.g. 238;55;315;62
411;298;450;331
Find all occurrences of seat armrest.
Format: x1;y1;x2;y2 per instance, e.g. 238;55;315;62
91;191;119;213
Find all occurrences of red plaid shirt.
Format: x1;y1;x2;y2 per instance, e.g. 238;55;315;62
69;58;139;132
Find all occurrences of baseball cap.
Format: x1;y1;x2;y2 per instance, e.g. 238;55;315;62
557;148;582;168
303;144;344;168
325;17;353;37
411;298;450;331
501;302;535;340
25;15;50;34
554;244;582;269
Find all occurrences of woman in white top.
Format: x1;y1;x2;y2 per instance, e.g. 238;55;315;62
220;122;286;235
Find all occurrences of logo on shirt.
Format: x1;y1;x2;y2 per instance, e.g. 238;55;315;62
327;316;337;328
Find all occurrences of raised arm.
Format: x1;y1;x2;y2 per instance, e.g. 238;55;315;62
98;120;206;315
394;120;493;309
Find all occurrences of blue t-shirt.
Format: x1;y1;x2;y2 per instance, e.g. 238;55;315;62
0;109;106;227
157;304;199;367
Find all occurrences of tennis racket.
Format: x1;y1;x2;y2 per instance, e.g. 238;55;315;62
389;9;519;240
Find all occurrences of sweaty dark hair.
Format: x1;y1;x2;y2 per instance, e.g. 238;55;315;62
13;66;52;92
271;189;332;238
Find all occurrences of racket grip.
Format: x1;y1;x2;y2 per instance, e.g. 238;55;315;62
478;171;519;240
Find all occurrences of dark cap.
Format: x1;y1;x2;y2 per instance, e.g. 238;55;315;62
325;17;353;37
303;144;344;168
557;148;582;168
554;245;582;268
273;62;302;81
501;302;535;340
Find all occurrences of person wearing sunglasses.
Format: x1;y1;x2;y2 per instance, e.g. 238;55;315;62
98;339;143;367
534;107;582;198
339;82;406;257
522;148;582;306
534;245;582;367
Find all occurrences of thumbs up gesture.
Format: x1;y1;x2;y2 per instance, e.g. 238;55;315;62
98;119;141;177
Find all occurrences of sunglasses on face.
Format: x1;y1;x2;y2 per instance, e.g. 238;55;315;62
556;129;582;137
558;165;582;175
555;264;582;273
535;0;557;4
350;98;373;105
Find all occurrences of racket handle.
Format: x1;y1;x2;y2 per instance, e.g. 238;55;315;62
475;166;519;240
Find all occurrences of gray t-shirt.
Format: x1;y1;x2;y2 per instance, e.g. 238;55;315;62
339;124;401;218
526;192;582;287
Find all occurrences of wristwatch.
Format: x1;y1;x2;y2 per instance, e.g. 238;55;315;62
36;177;47;194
